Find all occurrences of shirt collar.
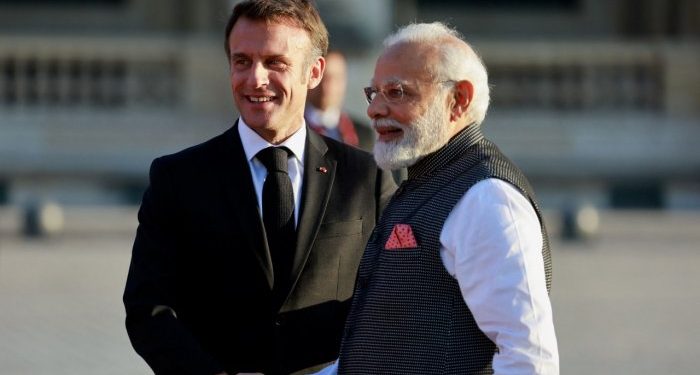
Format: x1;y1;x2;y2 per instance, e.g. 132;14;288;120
238;116;307;164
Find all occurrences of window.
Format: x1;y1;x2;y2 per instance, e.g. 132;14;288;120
610;183;664;209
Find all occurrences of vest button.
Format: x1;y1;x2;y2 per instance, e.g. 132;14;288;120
275;316;286;327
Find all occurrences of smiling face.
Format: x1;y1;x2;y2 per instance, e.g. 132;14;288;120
228;17;324;144
368;42;454;169
368;43;447;143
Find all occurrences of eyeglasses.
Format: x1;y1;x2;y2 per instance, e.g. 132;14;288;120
363;80;455;105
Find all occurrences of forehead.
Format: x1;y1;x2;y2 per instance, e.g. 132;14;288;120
229;17;310;56
324;53;346;74
325;53;345;68
373;42;437;84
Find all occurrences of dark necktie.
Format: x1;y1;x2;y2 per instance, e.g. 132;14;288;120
257;147;296;291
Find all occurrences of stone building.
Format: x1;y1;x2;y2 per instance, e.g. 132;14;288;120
0;0;698;209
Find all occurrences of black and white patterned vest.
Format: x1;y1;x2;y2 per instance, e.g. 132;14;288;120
338;125;552;375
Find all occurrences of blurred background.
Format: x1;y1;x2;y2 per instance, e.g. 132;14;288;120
0;0;698;374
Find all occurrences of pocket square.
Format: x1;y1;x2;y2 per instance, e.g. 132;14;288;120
385;224;418;249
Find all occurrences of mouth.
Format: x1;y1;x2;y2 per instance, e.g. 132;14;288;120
374;125;404;142
245;95;276;104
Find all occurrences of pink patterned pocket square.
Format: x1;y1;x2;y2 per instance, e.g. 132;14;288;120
384;224;418;249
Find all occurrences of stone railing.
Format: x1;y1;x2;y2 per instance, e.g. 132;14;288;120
0;35;182;109
482;41;664;112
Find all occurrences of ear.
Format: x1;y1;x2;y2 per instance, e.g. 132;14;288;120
307;56;326;89
450;80;474;122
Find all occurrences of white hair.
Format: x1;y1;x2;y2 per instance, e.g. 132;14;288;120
383;22;490;126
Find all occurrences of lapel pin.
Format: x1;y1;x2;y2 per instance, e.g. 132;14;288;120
317;166;328;174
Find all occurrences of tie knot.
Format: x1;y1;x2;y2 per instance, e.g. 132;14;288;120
257;147;290;173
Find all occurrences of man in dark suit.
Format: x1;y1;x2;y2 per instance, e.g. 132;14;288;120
122;1;396;374
305;50;375;152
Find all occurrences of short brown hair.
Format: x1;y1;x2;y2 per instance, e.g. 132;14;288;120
224;0;329;61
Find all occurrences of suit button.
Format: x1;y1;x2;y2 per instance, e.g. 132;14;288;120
275;316;286;327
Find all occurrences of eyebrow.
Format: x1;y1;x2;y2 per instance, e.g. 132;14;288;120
230;52;248;60
230;52;289;60
370;78;408;87
264;54;289;62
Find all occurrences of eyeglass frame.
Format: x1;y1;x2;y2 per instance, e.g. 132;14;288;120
363;79;456;105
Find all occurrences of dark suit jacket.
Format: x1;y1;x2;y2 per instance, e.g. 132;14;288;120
123;123;396;375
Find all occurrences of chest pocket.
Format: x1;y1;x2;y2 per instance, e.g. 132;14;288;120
316;219;362;239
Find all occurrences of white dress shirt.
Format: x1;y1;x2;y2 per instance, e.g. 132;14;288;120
314;178;559;375
237;117;306;225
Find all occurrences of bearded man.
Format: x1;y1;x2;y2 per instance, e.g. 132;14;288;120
315;22;559;375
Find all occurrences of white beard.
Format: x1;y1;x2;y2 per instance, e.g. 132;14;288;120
373;95;452;170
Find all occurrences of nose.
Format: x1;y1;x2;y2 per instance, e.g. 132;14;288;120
249;62;269;88
367;96;389;119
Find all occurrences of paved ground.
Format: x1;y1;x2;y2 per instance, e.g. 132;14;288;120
0;208;699;374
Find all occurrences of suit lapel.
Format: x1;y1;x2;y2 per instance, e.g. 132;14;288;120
283;130;336;303
216;122;274;289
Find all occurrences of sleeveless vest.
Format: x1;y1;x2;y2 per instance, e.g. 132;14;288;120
338;125;552;374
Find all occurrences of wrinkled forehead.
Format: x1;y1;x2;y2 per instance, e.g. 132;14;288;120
372;42;439;85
